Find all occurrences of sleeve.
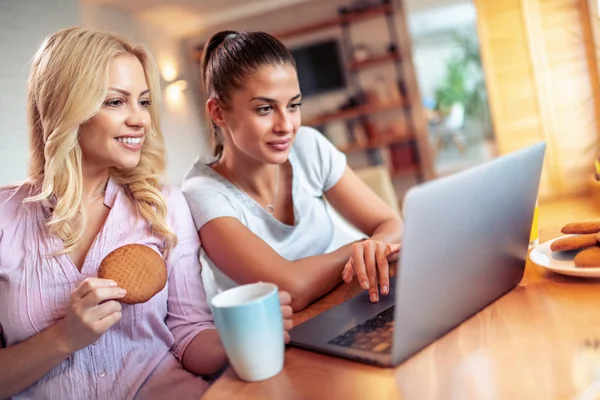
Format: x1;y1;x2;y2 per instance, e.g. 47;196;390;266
0;230;2;345
181;178;238;231
163;186;216;362
0;188;10;347
297;126;347;191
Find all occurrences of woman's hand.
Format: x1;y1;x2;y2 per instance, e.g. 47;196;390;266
278;291;293;344
56;278;126;353
341;240;401;303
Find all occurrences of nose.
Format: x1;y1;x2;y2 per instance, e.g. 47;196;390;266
126;103;149;129
274;109;294;133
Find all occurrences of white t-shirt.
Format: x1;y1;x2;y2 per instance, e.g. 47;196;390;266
181;126;348;295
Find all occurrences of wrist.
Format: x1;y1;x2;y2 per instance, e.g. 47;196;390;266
50;320;75;356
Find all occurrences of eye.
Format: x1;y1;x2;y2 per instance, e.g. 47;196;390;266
256;105;273;115
140;99;152;108
288;102;302;111
104;98;124;107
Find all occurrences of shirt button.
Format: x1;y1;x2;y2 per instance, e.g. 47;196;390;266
98;371;106;378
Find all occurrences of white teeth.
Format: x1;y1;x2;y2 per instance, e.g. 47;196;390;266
116;137;142;145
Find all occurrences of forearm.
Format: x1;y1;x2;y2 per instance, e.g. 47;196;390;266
200;216;400;313
0;323;72;398
369;218;403;243
286;242;357;311
181;328;228;376
286;218;402;308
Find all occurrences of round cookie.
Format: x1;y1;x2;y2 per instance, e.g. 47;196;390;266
550;234;599;252
98;244;167;304
574;246;600;268
561;220;600;235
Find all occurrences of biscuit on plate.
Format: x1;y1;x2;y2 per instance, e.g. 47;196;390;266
561;220;600;235
550;234;598;252
574;246;600;268
98;244;167;304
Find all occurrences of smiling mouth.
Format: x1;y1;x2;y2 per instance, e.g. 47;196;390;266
115;137;143;145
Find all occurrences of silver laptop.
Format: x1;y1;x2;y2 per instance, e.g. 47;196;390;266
289;143;546;367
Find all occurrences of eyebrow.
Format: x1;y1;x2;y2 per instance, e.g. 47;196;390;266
249;93;302;103
108;87;150;96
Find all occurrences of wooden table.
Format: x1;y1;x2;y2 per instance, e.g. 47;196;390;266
203;227;600;399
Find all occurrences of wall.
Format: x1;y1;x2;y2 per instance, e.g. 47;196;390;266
475;0;600;199
0;0;80;185
80;3;210;185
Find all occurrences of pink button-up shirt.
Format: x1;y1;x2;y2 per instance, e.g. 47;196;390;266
0;177;215;399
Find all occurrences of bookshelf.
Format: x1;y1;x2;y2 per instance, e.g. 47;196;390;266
304;101;405;126
274;3;392;40
339;135;412;153
347;51;401;72
277;0;428;182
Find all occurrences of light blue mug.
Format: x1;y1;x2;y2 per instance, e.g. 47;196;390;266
210;282;284;382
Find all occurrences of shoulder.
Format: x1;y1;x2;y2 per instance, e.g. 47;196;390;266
160;184;187;209
0;181;36;216
292;126;331;169
182;158;228;195
180;164;240;230
160;184;198;234
292;125;344;163
293;125;345;164
292;126;330;154
292;126;347;191
181;161;236;207
0;182;38;248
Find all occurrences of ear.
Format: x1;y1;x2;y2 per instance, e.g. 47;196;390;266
207;98;226;128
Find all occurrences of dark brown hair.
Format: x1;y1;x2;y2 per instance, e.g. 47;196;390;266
201;30;296;158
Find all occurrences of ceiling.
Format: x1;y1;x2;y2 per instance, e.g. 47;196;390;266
82;0;319;38
81;0;471;38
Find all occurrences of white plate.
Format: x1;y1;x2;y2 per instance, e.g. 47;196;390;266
529;236;600;277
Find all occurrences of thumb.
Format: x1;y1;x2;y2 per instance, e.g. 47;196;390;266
387;243;401;254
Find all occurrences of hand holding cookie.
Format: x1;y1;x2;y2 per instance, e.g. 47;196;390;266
57;277;126;353
98;244;167;304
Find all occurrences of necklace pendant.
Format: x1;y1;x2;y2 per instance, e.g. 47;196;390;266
266;204;275;214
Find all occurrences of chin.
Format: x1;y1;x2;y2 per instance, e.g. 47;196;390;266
115;156;142;170
265;151;290;165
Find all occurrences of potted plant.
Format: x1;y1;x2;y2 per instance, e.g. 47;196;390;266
433;32;492;138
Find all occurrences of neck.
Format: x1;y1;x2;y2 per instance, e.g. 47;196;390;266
82;165;110;203
219;148;278;196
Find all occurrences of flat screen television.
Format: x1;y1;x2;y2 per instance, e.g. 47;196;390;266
290;40;346;97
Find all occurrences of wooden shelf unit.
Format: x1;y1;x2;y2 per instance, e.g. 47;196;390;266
282;1;425;182
348;51;401;71
339;134;412;153
275;3;392;40
390;165;419;178
304;101;405;126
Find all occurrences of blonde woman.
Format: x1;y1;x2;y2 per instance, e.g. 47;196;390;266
0;27;292;399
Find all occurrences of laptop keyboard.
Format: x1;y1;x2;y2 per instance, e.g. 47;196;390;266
328;306;395;354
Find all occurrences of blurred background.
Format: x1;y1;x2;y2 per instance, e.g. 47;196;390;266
2;0;600;212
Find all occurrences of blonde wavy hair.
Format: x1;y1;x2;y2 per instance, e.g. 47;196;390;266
26;27;177;254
